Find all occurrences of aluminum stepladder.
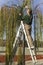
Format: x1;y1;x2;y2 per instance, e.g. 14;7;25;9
13;21;37;64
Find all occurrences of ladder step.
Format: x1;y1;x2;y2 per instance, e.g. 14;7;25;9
27;46;34;49
31;46;34;49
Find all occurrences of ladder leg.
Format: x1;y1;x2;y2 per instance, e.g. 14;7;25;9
21;21;37;64
13;24;22;48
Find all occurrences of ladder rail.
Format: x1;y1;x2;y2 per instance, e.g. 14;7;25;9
13;24;22;48
21;21;37;63
10;24;22;64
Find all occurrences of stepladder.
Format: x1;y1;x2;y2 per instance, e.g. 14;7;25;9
13;20;37;64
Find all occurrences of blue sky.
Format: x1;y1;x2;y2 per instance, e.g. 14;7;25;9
33;0;43;13
0;0;23;6
0;0;43;12
33;0;43;7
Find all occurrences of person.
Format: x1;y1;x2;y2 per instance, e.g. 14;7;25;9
19;5;34;48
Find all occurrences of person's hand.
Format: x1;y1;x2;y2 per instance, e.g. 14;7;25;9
19;13;22;16
25;5;28;8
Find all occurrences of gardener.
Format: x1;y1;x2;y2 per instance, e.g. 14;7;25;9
19;5;34;48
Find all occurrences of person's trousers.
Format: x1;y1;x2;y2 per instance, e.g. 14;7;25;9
24;23;34;47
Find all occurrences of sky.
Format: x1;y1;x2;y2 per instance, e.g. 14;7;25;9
0;0;43;13
0;0;23;7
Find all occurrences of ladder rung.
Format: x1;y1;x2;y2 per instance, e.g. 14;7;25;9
31;47;34;49
27;47;34;49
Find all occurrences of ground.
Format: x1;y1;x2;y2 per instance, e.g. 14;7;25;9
0;60;43;65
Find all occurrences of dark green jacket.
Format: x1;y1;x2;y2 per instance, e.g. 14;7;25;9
23;15;32;25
